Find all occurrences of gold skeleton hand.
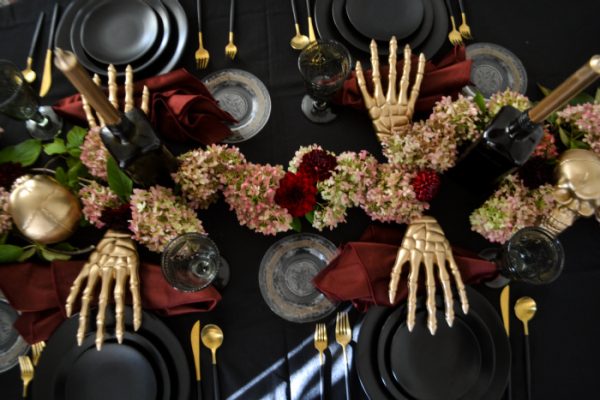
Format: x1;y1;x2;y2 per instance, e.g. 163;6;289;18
66;230;142;350
355;37;426;143
81;64;150;129
388;216;469;335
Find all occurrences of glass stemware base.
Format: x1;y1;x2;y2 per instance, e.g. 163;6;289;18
25;105;63;140
301;95;337;123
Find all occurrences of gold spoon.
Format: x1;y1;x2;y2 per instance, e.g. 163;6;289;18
290;0;309;50
22;12;45;83
201;324;223;400
515;296;537;400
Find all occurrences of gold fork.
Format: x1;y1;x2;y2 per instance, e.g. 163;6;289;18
31;341;46;366
195;0;209;69
314;323;327;400
457;0;473;39
335;312;351;400
18;355;34;398
225;0;238;60
444;0;463;46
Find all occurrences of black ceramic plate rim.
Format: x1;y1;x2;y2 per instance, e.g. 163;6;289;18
381;303;496;399
356;287;510;400
56;332;170;400
32;308;190;400
55;0;185;78
345;0;425;41
79;0;160;65
257;233;338;323
331;0;390;56
0;291;30;373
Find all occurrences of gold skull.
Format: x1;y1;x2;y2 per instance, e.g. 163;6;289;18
8;175;82;244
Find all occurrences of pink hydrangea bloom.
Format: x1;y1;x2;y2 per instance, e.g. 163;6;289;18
129;186;205;252
470;175;555;243
429;95;482;144
557;103;600;154
533;130;559;159
173;144;246;209
313;151;378;230
222;163;292;235
362;164;426;224
79;181;121;229
0;187;12;235
487;90;531;117
80;128;109;180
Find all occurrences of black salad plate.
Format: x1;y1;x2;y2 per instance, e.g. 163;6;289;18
357;287;510;400
80;0;159;65
345;0;424;41
315;0;448;59
31;307;190;400
55;0;185;78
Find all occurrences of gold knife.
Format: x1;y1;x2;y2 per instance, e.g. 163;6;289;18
500;285;512;400
191;320;203;400
39;3;59;98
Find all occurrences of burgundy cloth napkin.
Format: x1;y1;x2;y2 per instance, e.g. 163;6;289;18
0;261;221;344
333;46;472;114
313;225;497;312
53;68;237;144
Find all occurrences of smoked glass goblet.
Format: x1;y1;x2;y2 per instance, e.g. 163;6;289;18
0;60;62;140
161;233;230;291
298;39;351;123
482;226;565;287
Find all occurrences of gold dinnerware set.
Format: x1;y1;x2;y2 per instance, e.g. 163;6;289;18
39;2;59;98
289;0;315;50
18;341;45;398
501;286;538;400
314;312;353;400
444;0;472;46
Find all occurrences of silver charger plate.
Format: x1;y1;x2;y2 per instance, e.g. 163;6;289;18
259;233;338;323
0;290;30;373
202;69;272;144
466;42;528;98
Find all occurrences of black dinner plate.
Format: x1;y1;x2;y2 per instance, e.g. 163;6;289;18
31;307;190;400
357;287;510;400
345;0;424;41
314;0;355;51
80;0;159;65
55;0;186;78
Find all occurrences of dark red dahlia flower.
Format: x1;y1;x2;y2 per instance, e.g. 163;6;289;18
0;162;27;190
411;169;441;202
298;149;337;182
100;203;132;232
274;172;318;217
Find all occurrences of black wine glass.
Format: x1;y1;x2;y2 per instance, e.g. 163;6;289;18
161;233;230;291
298;39;351;123
0;60;62;140
482;226;565;287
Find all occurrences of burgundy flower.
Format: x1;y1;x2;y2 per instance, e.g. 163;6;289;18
100;203;132;232
274;172;317;217
0;162;27;190
298;149;337;182
411;169;441;202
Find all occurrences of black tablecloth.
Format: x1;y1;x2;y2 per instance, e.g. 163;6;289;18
1;0;600;399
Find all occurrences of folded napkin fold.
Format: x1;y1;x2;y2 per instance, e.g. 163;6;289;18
333;46;472;115
53;68;237;144
0;261;221;344
313;224;497;312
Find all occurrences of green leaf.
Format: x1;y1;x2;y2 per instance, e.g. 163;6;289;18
568;92;595;106
291;217;302;232
546;112;558;125
0;245;24;263
473;93;487;113
54;166;68;187
52;242;77;252
0;139;42;166
43;138;67;155
66;126;86;148
39;247;71;262
17;247;36;262
305;210;315;224
107;156;133;202
537;84;553;97
595;88;600;105
67;160;83;189
0;232;7;245
559;127;571;147
571;139;590;149
67;147;82;158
